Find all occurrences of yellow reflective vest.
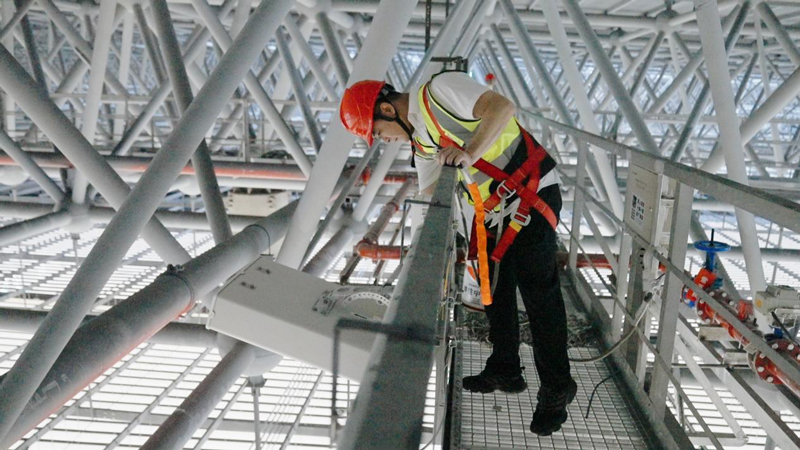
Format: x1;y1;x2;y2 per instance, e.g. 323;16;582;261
413;74;551;204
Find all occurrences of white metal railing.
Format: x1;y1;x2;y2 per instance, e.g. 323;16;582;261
521;108;800;449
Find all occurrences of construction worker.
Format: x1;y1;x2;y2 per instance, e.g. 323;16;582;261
339;71;576;436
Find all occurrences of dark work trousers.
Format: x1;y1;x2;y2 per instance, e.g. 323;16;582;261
482;184;572;391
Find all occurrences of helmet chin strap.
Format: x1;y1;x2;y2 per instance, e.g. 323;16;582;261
377;100;414;142
394;116;414;142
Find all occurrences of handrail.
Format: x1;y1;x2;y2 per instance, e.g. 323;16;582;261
524;109;800;448
520;109;800;234
336;167;458;450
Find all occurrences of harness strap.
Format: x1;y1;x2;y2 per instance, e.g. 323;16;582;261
466;180;492;306
420;81;558;268
483;131;558;262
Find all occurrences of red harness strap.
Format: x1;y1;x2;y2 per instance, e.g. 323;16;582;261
419;84;557;264
474;132;558;262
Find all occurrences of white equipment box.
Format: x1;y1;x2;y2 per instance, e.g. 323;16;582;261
208;256;390;381
624;163;662;246
225;191;291;217
755;286;800;315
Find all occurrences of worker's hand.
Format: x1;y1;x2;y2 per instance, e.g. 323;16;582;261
437;147;474;168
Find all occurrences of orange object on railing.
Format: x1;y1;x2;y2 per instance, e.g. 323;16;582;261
355;241;404;260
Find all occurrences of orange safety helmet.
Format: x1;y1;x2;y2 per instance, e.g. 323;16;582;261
340;80;387;146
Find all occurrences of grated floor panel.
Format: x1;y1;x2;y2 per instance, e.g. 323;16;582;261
454;341;661;449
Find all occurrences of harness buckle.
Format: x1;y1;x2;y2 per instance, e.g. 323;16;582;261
496;180;516;198
511;210;532;227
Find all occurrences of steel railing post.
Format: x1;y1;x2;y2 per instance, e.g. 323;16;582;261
647;181;693;419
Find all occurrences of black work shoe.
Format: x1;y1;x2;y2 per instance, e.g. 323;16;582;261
462;370;527;394
529;378;578;436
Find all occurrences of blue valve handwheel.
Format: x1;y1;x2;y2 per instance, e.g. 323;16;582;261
694;240;731;253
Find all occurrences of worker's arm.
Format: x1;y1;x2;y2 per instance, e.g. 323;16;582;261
414;154;441;197
437;90;516;167
421;181;437;197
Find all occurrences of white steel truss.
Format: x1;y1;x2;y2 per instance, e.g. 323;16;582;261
0;0;799;449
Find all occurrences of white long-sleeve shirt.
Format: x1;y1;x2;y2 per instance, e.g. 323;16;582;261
407;71;561;193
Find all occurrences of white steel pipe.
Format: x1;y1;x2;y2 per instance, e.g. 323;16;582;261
300;142;380;267
406;0;476;88
490;23;534;109
284;14;338;101
37;0;128;95
0;210;71;247
275;26;323;152
561;0;661;156
151;0;233;244
671;3;750;163
0;130;66;203
114;11;134;141
231;0;253;38
190;0;313;177
361;178;412;245
683;1;769;299
699;71;800;172
72;0;118;204
112;9;230;157
0;38;190;263
0;1;290;441
541;0;624;218
352;143;402;222
302;225;356;278
316;11;349;88
0;200;297;448
0;0;34;41
756;2;800;66
498;0;607;200
140;342;256;450
277;0;418;270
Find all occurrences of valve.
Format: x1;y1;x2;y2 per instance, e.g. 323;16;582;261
693;229;731;288
683;229;730;308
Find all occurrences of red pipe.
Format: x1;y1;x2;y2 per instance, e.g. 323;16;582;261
753;338;800;400
0;152;412;183
691;284;800;400
355;242;404;260
555;252;615;270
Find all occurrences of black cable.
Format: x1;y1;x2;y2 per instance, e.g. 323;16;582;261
585;369;620;419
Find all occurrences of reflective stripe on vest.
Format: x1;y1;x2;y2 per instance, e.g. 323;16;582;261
413;137;437;160
417;81;520;204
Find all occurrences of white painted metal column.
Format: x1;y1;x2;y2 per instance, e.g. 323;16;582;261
71;0;117;204
694;0;766;297
2;0;15;133
113;9;134;141
541;0;624;218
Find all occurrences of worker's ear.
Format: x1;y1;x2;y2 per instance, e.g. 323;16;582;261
378;101;396;118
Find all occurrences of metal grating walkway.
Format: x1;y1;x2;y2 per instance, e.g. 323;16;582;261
451;341;662;449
